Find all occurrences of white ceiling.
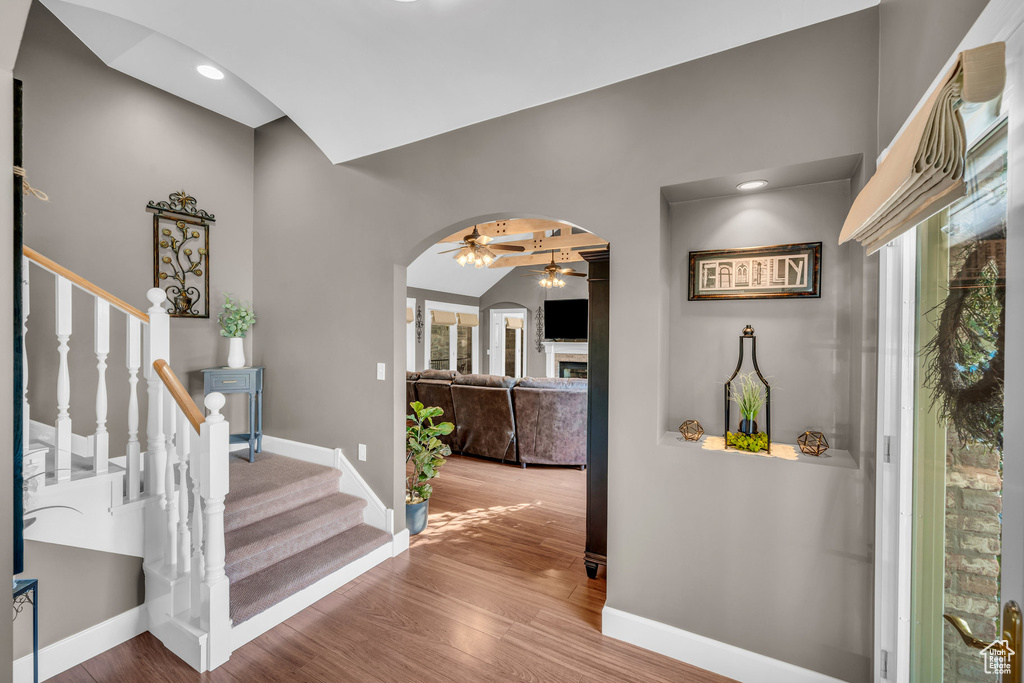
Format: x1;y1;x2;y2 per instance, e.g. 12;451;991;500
43;0;877;163
407;230;534;297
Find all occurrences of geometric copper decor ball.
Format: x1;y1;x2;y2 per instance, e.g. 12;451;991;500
679;420;704;441
797;430;829;456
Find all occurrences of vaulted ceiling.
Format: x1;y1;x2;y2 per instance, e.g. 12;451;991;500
42;0;877;164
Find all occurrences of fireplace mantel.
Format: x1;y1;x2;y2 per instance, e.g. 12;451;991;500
543;341;588;378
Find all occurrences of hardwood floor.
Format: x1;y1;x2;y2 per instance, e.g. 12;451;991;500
51;454;729;682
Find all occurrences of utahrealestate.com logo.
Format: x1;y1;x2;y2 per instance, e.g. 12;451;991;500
981;639;1015;675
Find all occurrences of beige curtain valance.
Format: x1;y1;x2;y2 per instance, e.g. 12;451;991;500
457;313;479;327
840;42;1006;254
406;307;414;324
431;310;457;326
505;317;524;329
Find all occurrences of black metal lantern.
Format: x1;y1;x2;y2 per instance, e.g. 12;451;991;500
678;420;704;441
724;324;771;453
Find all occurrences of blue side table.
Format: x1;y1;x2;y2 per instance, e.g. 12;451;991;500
202;366;264;462
13;578;38;683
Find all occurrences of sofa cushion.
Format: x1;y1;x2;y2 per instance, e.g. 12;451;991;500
450;381;516;462
406;371;421;381
515;377;588;392
418;369;459;381
512;382;588;466
452;374;517;389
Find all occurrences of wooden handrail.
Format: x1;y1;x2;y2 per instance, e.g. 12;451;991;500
23;246;150;323
153;359;205;433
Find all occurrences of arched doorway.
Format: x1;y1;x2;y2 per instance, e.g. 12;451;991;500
399;215;610;579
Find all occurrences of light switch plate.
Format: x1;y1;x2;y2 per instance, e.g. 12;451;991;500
358;444;367;461
376;363;386;380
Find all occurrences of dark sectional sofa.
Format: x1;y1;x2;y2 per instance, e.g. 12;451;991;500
405;370;587;467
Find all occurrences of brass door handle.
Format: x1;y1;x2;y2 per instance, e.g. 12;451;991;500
222;380;237;384
943;613;990;649
943;602;1022;683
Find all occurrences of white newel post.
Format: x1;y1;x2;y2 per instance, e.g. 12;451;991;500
93;299;110;475
201;392;231;669
126;316;142;500
22;256;29;457
143;288;169;563
55;277;73;482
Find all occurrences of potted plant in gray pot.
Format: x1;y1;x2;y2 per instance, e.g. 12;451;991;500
406;401;453;535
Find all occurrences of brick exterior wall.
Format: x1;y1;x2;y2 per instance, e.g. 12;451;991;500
943;433;1002;679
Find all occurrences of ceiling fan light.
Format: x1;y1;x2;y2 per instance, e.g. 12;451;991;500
477;234;493;245
482;253;494;265
474;260;484;269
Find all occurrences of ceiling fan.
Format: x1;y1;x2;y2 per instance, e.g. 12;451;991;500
438;225;524;268
522;251;587;288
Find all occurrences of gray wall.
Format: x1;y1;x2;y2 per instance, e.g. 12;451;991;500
669;181;856;446
405;286;479;372
478;266;589;378
14;542;141;658
253;10;880;679
877;0;990;152
3;2;32;679
12;1;256;645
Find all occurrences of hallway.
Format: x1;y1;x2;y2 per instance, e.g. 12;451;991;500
49;455;728;682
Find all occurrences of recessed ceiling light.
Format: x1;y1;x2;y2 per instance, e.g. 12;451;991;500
736;179;768;191
196;65;225;80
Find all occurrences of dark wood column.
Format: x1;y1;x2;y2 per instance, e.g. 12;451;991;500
581;249;608;579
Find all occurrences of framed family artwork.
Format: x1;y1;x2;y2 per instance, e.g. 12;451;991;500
688;241;822;301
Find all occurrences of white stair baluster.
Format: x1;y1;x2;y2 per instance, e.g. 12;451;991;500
143;288;169;564
189;422;204;620
176;408;191;577
22;256;30;458
125;316;142;500
200;392;231;669
164;386;178;571
93;299;110;475
55;277;73;483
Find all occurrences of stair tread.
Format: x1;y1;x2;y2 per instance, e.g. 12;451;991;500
225;452;342;532
229;523;392;624
225;492;367;579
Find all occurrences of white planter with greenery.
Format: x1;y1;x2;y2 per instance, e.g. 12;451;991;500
218;294;255;368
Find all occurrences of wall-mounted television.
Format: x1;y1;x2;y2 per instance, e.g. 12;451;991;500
544;299;588;341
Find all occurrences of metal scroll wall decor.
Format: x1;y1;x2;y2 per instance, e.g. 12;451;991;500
147;191;215;317
535;305;545;353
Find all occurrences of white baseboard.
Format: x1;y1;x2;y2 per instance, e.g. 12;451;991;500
392;528;410;557
601;606;845;683
261;435;391;532
13;605;148;682
229;540;392;651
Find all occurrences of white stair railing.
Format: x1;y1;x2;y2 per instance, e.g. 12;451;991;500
23;246;152;498
151;358;231;671
23;248;233;671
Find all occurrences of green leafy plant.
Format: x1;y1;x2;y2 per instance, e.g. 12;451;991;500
733;372;766;422
727;431;768;453
218;294;256;338
406;401;454;504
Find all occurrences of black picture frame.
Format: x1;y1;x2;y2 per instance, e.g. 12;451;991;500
688;241;822;301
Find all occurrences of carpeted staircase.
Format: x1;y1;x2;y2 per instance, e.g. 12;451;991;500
224;453;391;624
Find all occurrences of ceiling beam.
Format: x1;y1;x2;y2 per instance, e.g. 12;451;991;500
489;233;608;252
439;219;578;243
489;248;605;268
